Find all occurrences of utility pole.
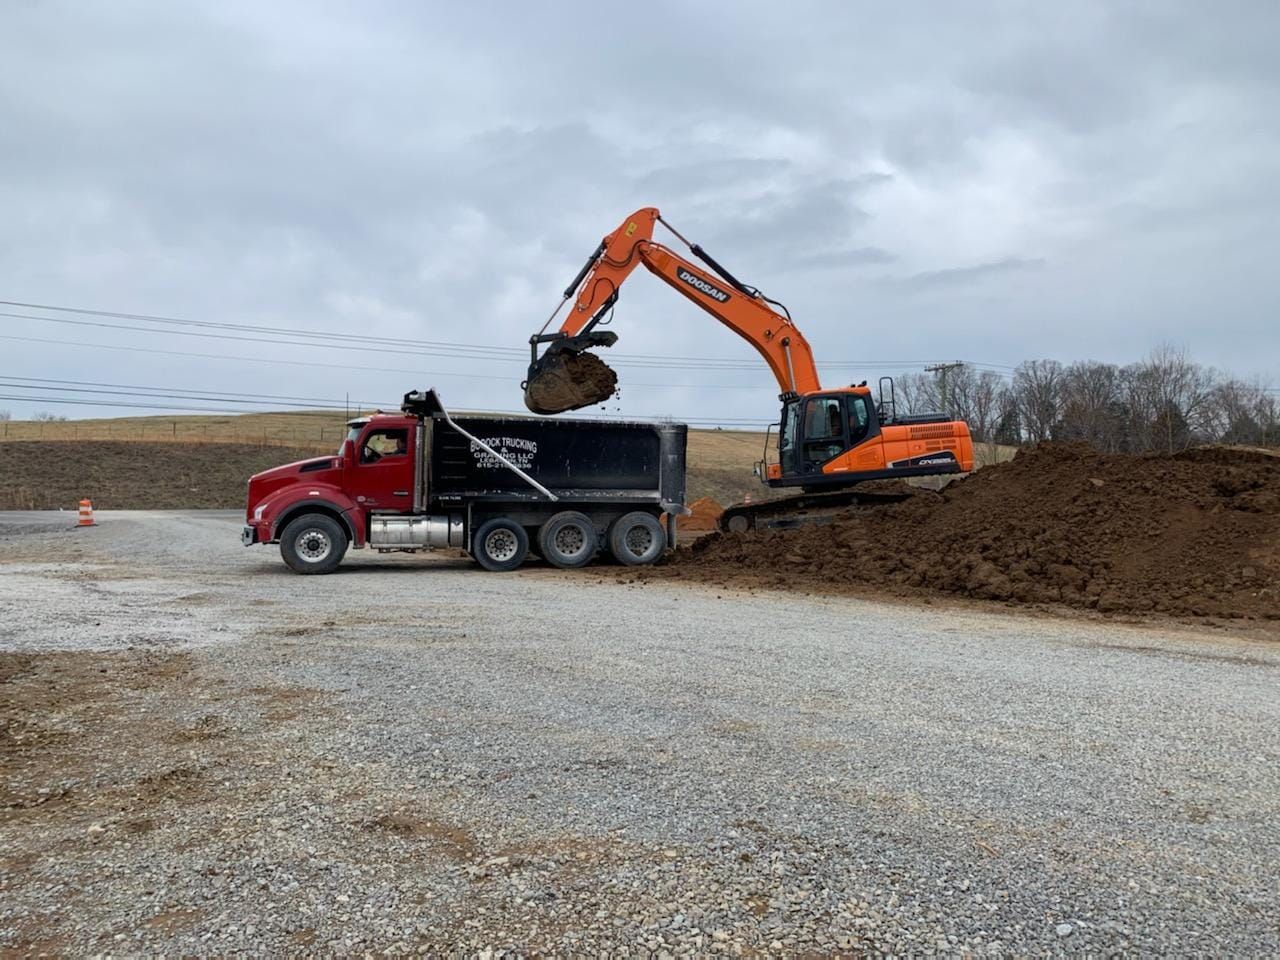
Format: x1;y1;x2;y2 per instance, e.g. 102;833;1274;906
925;361;965;415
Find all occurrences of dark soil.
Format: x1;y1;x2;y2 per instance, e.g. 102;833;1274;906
523;351;618;415
660;443;1280;622
0;441;327;510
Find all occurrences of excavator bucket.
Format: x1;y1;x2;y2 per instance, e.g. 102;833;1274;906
523;349;619;415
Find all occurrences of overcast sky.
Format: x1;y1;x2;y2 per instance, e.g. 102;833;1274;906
2;1;1277;425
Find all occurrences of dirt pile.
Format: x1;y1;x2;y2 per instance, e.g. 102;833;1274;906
665;443;1280;621
0;440;327;510
681;497;725;532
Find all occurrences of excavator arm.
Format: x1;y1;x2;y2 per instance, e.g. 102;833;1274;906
524;207;821;414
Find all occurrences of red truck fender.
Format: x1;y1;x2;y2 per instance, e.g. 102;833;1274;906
261;488;366;548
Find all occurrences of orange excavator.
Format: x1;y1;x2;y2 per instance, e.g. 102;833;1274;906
524;206;974;531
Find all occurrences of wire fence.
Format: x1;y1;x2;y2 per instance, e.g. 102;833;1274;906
0;418;339;451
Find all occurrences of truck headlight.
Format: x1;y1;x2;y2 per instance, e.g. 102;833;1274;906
253;503;266;521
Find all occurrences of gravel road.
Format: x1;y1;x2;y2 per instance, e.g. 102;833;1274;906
2;510;1278;954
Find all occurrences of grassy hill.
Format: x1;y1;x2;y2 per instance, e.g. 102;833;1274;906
0;409;346;449
0;410;1013;510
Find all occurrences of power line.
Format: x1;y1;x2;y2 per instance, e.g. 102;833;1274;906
0;386;365;412
0;380;776;426
0;333;770;391
0;375;388;409
0;299;979;372
0;332;960;393
0;394;304;416
0;298;531;356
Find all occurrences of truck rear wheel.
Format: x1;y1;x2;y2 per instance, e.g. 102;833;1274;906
280;513;348;575
608;511;666;566
472;518;529;572
537;511;598;569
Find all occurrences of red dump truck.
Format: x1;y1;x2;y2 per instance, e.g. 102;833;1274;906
242;390;688;574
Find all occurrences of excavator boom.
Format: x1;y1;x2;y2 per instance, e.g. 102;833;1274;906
524;208;819;414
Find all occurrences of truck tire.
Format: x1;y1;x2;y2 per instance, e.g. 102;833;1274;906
608;511;666;566
537;511;599;569
472;518;529;572
280;513;348;575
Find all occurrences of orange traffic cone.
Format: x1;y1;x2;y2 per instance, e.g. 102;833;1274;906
77;499;97;527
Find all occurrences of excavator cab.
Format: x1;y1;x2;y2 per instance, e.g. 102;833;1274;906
777;390;881;482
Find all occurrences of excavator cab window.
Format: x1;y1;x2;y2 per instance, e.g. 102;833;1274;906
800;397;846;470
848;395;871;443
779;400;801;476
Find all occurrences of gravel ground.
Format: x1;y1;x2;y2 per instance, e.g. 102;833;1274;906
2;510;1278;954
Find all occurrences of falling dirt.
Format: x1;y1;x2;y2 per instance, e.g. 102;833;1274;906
660;443;1280;622
524;351;618;415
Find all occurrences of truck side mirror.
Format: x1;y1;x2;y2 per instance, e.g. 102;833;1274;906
340;438;356;465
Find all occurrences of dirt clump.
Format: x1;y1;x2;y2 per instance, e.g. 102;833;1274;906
682;497;725;532
524;351;618;415
662;443;1280;621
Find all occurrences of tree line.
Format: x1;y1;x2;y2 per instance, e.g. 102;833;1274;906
891;345;1278;453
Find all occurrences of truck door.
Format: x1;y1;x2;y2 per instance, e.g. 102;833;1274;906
353;425;414;512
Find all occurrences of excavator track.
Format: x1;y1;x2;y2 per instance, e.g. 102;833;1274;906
718;487;913;533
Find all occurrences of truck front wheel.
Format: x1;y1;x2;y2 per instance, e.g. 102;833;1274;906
472;518;529;572
280;513;348;575
608;512;666;566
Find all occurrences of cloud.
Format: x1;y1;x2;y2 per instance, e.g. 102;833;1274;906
0;1;1277;425
903;257;1047;289
781;247;896;272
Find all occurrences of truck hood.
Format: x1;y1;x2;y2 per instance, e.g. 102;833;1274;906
246;456;343;518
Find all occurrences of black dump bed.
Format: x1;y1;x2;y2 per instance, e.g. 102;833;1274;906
428;413;687;508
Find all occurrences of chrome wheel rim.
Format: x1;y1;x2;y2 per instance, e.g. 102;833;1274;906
298;529;332;562
554;523;587;558
484;528;518;562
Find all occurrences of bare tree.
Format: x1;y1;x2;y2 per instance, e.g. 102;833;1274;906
1012;359;1064;443
946;367;1005;443
944;365;976;423
1211;378;1280;446
0;410;10;422
891;372;939;417
1122;344;1215;453
884;350;1273;454
31;411;68;422
1057;361;1124;451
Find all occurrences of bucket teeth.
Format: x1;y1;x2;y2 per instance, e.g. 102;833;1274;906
524;350;618;415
